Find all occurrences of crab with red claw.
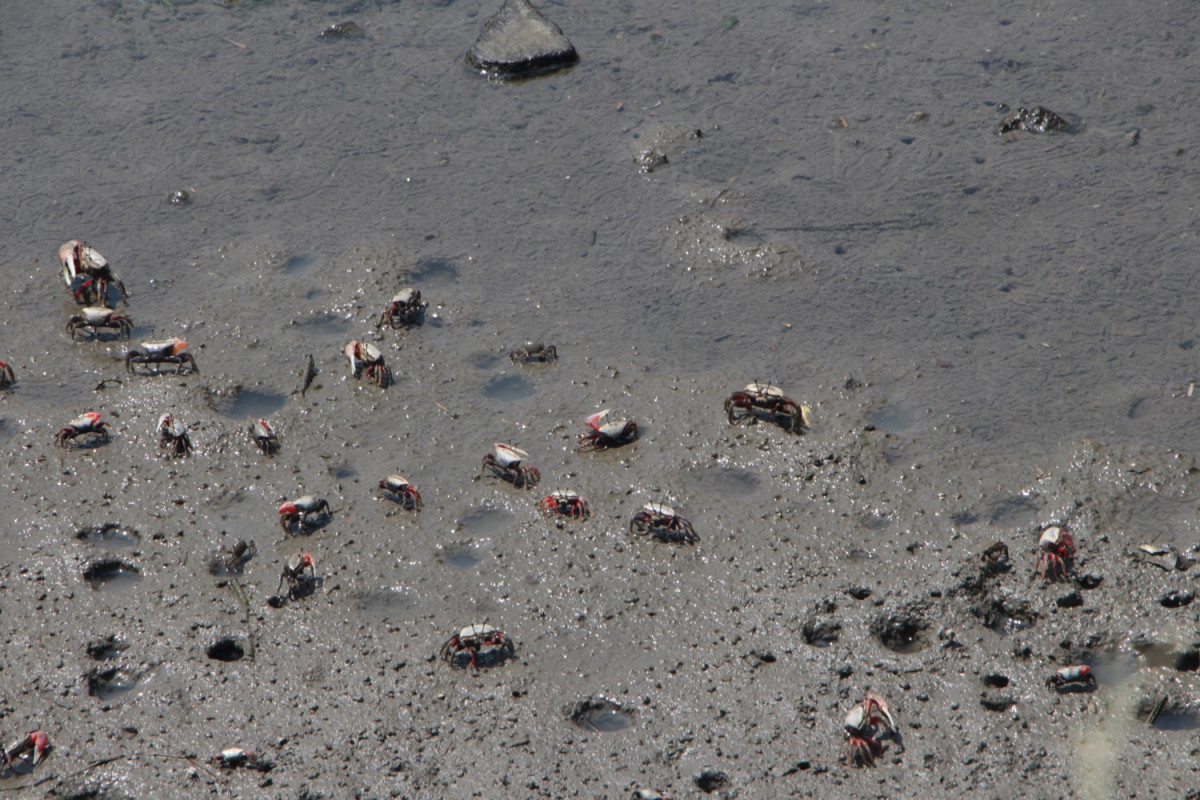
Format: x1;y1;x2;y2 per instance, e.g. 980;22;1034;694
55;412;110;448
725;381;811;433
378;475;422;510
377;287;427;329
211;747;274;772
541;490;590;519
509;342;557;364
1035;525;1075;581
278;496;332;534
0;360;14;390
482;442;540;489
2;730;50;775
344;339;392;388
156;413;192;457
1047;665;1097;693
439;623;516;669
277;552;317;599
845;692;897;766
629;502;698;544
248;418;279;456
577;409;638;452
58;240;127;306
66;306;134;341
126;338;198;375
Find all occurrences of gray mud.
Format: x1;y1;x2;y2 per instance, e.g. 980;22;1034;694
2;2;1200;798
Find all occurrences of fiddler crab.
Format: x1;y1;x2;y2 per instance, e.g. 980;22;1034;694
632;792;675;800
482;443;540;488
439;623;516;669
629;502;698;544
223;539;257;573
844;692;897;766
157;413;192;458
126;338;198;375
66;306;133;341
725;381;811;433
248;418;279;456
577;409;638;452
58;240;127;306
540;490;590;519
509;342;557;364
2;730;50;775
1047;665;1096;692
211;747;272;772
378;287;427;329
344;340;391;388
55;412;110;448
0;360;14;390
278;496;332;534
378;475;422;510
277;552;318;601
1035;525;1074;581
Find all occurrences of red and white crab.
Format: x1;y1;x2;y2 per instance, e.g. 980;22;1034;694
724;381;811;432
2;730;50;774
439;623;516;669
629;502;697;544
481;443;540;488
576;409;638;452
156;413;192;457
126;338;198;375
58;240;127;306
540;490;590;519
248;418;278;455
1046;665;1096;692
844;692;896;766
55;412;110;448
1036;525;1074;581
378;475;422;510
278;496;332;534
0;360;13;390
344;340;392;388
65;306;134;341
377;287;427;329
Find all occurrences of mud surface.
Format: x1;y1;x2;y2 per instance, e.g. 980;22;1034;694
2;2;1200;798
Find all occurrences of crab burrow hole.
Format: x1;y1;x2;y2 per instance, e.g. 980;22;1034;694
75;523;140;548
871;607;930;653
568;698;634;733
206;637;247;662
87;636;130;661
86;666;141;701
83;559;141;592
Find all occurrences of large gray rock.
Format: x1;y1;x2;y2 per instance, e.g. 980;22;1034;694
466;0;579;80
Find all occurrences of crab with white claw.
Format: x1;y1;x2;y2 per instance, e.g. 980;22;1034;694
509;342;557;364
55;412;110;448
378;475;422;510
540;490;590;519
1036;525;1075;581
126;338;197;375
378;287;427;329
577;409;638;452
278;495;332;534
58;240;127;306
0;360;14;390
156;413;192;457
481;443;540;489
3;730;50;774
439;623;516;669
277;552;316;598
724;381;811;432
248;418;278;455
66;306;133;341
343;339;392;388
844;692;896;766
629;502;697;544
1047;665;1097;692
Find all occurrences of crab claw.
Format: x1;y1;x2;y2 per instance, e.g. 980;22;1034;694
866;692;895;732
28;731;49;766
584;409;611;431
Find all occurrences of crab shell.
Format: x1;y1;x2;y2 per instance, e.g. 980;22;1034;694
78;306;117;325
59;241;107;283
284;495;324;514
251;418;275;439
457;622;500;641
143;338;189;358
380;474;413;492
391;288;418;306
548;490;580;503
1052;665;1092;683
490;443;528;468
69;412;104;431
641;502;676;518
286;552;315;573
745;381;786;399
586;409;634;438
1039;525;1067;551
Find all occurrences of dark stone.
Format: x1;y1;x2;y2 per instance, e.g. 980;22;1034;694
466;0;578;80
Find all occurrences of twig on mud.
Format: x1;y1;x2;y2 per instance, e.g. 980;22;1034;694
434;401;457;419
219;36;246;49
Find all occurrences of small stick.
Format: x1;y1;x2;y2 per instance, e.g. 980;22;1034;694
1147;694;1167;726
434;401;457;419
219;36;246;49
299;354;316;397
1188;381;1194;398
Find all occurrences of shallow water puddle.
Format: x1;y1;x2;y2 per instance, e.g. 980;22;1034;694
410;257;460;287
284;254;318;275
687;465;760;499
483;373;535;401
218;389;289;420
437;540;484;570
869;402;914;433
458;507;515;537
87;667;139;700
569;698;634;733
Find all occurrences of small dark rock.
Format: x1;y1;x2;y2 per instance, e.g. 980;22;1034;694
846;586;872;600
466;0;578;80
321;21;364;38
980;691;1015;711
1160;590;1195;608
167;189;190;205
997;105;1071;135
1056;591;1083;608
694;769;730;793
